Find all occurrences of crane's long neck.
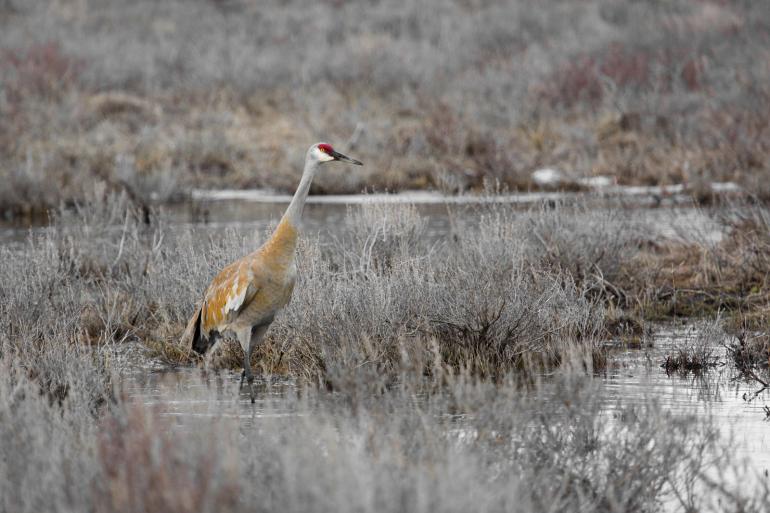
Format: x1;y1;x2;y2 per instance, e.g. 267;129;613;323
281;157;318;228
260;158;318;264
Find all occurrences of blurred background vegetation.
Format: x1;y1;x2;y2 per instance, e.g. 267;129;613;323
1;0;768;214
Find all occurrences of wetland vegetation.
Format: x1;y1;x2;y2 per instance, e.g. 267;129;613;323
3;0;770;511
3;190;770;511
1;0;769;216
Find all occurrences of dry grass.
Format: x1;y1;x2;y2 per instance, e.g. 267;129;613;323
612;203;770;320
2;192;612;385
4;193;770;511
1;1;769;214
8;189;770;388
1;347;766;513
661;320;723;375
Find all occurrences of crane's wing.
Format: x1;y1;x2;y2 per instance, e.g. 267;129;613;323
200;260;260;334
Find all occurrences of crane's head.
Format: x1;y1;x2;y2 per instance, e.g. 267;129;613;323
310;143;363;166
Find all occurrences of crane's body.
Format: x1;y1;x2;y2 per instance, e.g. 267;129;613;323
180;143;362;401
188;217;298;354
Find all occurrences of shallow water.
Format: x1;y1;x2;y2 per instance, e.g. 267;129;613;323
113;322;770;484
5;192;766;495
606;324;770;476
120;370;299;430
0;190;722;245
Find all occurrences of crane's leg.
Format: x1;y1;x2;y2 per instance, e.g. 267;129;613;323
234;327;253;399
240;324;269;404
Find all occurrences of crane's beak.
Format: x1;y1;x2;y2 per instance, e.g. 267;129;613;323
330;149;363;166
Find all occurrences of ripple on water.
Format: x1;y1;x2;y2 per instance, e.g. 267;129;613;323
603;323;770;478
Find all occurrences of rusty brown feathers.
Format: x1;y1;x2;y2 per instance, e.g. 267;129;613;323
180;219;298;353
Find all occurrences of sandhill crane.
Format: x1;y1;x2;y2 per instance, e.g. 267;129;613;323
180;143;362;402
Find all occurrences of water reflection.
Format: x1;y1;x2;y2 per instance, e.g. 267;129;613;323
4;194;764;477
114;323;770;479
606;323;770;476
121;368;299;429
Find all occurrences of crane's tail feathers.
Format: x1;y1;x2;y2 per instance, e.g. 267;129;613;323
179;303;208;356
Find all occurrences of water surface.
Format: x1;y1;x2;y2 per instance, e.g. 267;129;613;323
6;192;767;483
112;321;770;484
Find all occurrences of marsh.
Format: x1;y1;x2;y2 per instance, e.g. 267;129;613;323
2;190;770;512
3;0;770;511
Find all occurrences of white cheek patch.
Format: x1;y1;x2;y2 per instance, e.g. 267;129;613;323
315;147;334;162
